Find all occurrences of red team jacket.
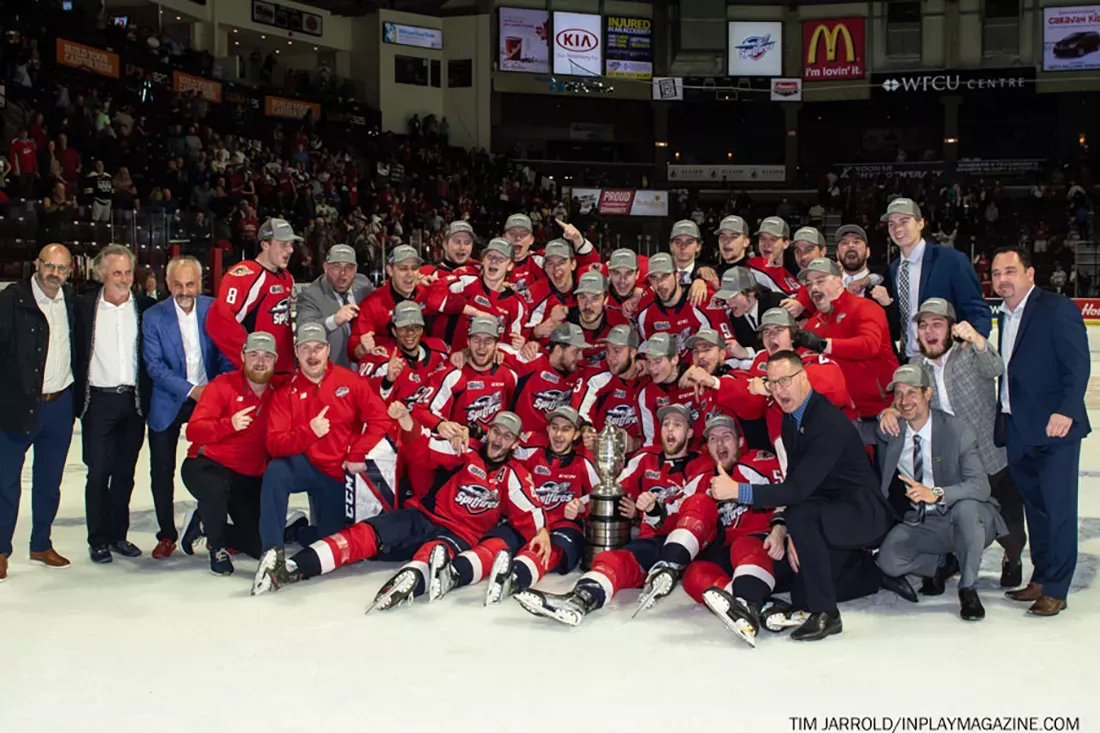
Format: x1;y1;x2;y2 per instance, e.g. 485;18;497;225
206;260;295;374
356;338;451;408
517;447;600;530
266;365;394;481
185;370;274;477
348;282;466;358
402;424;546;546
617;449;702;538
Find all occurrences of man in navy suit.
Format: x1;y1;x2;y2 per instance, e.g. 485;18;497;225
143;256;232;558
993;247;1090;617
885;198;991;358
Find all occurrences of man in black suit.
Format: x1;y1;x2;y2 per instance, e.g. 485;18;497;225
714;350;894;641
73;244;156;563
712;267;785;368
835;224;902;351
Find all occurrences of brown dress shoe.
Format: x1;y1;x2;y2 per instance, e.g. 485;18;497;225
1005;581;1042;602
0;554;8;582
1028;596;1067;616
30;548;71;569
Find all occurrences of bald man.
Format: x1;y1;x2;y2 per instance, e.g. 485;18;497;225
0;244;78;580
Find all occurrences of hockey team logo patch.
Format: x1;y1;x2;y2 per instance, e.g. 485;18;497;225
270;298;291;327
466;393;502;424
605;403;637;427
717;501;749;527
534;480;575;509
532;389;570;413
455;484;499;514
228;264;252;277
335;387;350;398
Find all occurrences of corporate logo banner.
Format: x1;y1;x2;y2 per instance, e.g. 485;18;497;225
56;38;119;79
553;11;602;76
173;71;222;103
605;16;652;80
1042;5;1100;71
383;22;443;50
802;18;865;80
728;21;783;77
499;8;550;73
264;96;321;120
571;189;669;217
770;78;802;101
668;164;786;183
872;68;1036;97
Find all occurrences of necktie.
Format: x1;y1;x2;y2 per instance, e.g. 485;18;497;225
746;310;757;331
338;292;351;337
910;433;926;524
680;270;692;286
898;259;911;331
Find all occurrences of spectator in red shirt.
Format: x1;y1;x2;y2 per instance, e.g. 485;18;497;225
8;128;38;198
58;133;82;187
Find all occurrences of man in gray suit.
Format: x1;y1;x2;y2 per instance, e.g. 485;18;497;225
295;244;374;369
876;365;1007;621
879;297;1026;588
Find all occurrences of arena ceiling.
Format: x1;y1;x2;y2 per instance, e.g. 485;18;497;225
298;0;854;18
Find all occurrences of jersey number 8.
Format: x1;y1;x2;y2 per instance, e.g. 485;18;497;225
226;287;239;305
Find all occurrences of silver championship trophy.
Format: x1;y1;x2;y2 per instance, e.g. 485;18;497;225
583;423;633;569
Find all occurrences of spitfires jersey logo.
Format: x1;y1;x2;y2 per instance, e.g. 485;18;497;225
534;480;575;509
455;483;499;514
648;484;682;504
270;297;291;327
466;393;502;424
532;389;570;413
605;403;638;428
717;501;749;528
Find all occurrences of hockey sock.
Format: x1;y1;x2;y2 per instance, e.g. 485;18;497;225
729;536;775;605
514;545;564;590
292;522;379;579
682;560;731;605
452;538;508;587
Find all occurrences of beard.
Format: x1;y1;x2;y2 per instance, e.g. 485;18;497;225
661;434;688;456
839;251;867;273
919;340;950;359
245;365;274;384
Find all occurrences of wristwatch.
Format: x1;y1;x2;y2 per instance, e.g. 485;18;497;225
931;487;945;501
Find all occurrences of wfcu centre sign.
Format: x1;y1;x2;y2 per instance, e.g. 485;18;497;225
802;18;865;80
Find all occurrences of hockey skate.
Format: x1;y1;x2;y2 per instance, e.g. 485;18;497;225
250;548;301;596
760;598;810;632
702;588;762;648
484;548;516;606
633;561;679;619
514;587;598;627
366;567;422;614
427;543;459;603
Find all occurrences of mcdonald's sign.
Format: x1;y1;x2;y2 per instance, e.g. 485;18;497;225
802;18;865;81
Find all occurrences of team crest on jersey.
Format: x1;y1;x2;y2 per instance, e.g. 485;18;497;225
334;386;349;398
468;381;484;390
836;313;846;323
270;298;291;326
656;396;670;407
534;480;574;509
228;264;253;277
717;501;749;527
540;371;561;385
645;469;662;480
270;285;285;294
468;465;487;480
466;393;502;423
455;483;499;514
534;465;552;476
649;485;680;503
532;389;569;412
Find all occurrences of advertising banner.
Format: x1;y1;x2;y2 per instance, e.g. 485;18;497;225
1042;5;1100;71
264;96;321;120
770;78;802;101
605;16;652;79
872;67;1035;97
499;7;550;73
727;21;783;77
570;189;669;216
802;18;865;80
835;159;1044;181
173;71;222;103
668;164;786;183
56;38;119;78
988;298;1100;324
383;22;443;50
553;11;602;77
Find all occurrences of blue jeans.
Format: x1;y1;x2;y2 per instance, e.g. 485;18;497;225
259;455;347;552
0;389;75;555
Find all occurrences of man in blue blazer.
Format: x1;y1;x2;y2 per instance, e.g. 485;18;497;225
992;247;1090;616
885;198;992;358
143;256;232;558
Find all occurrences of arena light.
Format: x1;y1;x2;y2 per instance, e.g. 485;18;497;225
727;152;733;159
654;141;668;148
674;151;681;159
944;137;959;144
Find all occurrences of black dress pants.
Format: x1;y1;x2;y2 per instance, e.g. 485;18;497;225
148;400;195;541
181;455;262;559
990;467;1027;561
82;389;146;548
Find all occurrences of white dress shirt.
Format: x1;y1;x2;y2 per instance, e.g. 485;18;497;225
174;300;208;389
744;299;760;331
843;267;871;289
898;417;935;487
898;240;926;358
999;285;1035;415
89;293;138;388
924;346;955;416
31;277;74;394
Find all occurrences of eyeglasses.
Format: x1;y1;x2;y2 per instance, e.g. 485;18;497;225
38;262;70;274
764;368;805;390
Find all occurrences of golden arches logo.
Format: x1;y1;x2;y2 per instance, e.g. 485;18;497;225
807;23;855;64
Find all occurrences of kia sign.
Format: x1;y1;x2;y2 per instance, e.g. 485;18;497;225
871;68;1035;97
802;18;865;80
605;16;652;80
728;21;783;77
770;78;802;101
553;11;601;77
500;7;549;73
1043;5;1100;71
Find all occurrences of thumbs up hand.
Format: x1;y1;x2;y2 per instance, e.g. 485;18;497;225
709;461;740;501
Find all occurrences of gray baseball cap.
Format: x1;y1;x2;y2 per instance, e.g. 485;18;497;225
887;364;932;391
657;403;692;426
543;239;573;262
505;213;532;233
260;218;303;242
550;323;591;349
757;307;797;332
295;322;327;346
715;215;748;236
755;216;790;239
547;405;581;427
834;224;868;244
326;244;357;265
393;301;425;328
793;226;826;248
468;317;501;339
881;197;922;222
797;257;842;283
647;252;676;276
603;325;640;348
491;410;523;437
914;297;957;323
640;333;677;358
243;331;278;356
669;220;701;241
686;328;722;349
703;414;740;439
484;237;513;259
608;249;638;272
389;245;423;265
575;271;607;295
715;267;758;299
446;220;474;238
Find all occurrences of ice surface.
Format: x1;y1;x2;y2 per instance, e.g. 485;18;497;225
4;332;1100;732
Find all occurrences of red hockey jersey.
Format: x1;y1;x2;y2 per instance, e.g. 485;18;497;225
516;447;600;530
636;288;728;357
434;275;526;351
206;260;295;374
510;252;547;305
576;369;647;440
618;449;702;538
682;449;781;541
418;362;519;438
356;338;450;408
746;257;802;296
347;281;465;360
636;371;708;450
504;351;586;447
525;280;577;335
